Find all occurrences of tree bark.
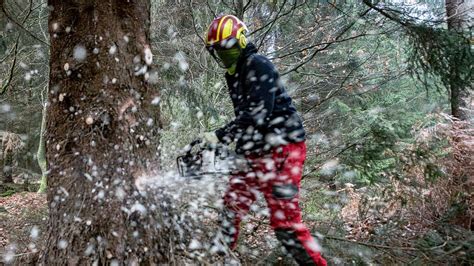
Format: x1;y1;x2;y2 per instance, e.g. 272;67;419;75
445;0;472;121
40;0;165;264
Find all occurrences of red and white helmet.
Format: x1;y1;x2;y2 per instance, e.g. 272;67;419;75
205;15;248;50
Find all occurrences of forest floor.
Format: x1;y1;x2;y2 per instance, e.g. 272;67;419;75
0;191;281;264
0;192;47;260
0;183;472;265
0;191;324;265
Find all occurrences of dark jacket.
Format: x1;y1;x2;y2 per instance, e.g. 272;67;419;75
215;43;305;155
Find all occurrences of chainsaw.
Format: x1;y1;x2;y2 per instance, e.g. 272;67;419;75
176;139;241;178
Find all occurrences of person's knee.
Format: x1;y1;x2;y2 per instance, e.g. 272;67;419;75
272;183;298;199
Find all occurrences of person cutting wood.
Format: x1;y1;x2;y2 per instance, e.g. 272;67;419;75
203;15;327;266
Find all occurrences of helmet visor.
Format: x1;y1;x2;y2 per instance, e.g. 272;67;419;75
215;47;240;68
206;46;226;68
206;38;240;68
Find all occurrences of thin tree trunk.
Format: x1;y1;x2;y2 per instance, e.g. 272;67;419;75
40;0;165;264
37;98;47;193
2;132;13;183
2;152;13;183
446;0;471;121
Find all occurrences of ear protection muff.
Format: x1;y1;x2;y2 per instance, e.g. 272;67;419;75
239;35;247;49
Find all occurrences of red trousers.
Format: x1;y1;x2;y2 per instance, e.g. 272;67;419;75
221;142;327;266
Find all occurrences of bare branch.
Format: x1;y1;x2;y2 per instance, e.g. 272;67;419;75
1;0;50;47
302;41;381;114
362;0;408;27
0;35;19;95
189;0;206;45
206;0;217;18
281;8;371;75
256;0;289;51
249;0;305;37
243;0;252;14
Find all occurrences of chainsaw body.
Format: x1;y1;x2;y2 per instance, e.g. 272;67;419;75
176;139;237;178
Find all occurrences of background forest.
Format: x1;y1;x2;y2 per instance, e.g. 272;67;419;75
0;0;472;265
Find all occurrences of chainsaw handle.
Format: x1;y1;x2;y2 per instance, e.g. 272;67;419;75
189;139;202;147
186;138;225;152
183;139;203;155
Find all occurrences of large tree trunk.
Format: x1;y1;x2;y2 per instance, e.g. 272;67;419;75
41;1;165;264
445;0;472;121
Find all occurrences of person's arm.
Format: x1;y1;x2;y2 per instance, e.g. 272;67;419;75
215;57;277;143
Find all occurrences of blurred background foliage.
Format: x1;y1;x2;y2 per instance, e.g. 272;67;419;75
1;0;472;264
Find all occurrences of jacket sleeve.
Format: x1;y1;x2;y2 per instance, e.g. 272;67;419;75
215;56;277;143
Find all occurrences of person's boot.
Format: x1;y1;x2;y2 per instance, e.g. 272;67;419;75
209;231;228;256
210;209;238;255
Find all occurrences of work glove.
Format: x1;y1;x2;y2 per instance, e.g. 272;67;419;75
215;127;234;145
201;132;219;145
